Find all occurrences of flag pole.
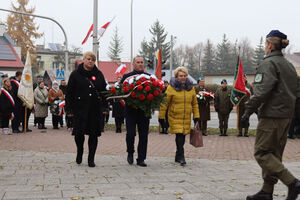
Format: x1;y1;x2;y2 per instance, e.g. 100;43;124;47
24;105;27;133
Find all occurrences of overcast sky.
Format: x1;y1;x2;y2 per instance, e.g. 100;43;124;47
0;0;299;61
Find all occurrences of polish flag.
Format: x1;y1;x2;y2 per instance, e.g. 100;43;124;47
59;101;65;108
81;24;93;45
91;16;116;38
115;64;127;76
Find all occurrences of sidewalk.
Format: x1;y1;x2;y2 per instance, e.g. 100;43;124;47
0;127;300;199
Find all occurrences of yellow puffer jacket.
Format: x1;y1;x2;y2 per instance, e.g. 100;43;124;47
159;84;199;135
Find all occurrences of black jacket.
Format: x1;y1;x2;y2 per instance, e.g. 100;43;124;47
10;78;23;108
0;89;14;115
66;63;107;136
120;70;150;118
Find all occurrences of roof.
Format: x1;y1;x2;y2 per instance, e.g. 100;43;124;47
75;60;132;83
0;33;24;69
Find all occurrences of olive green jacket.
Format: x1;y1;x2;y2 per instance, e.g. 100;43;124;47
214;86;233;115
245;50;298;118
295;77;300;121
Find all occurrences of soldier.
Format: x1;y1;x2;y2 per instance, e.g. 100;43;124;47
237;74;252;137
242;30;300;200
194;77;211;136
214;79;233;136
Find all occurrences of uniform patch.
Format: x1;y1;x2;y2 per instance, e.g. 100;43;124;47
254;74;263;83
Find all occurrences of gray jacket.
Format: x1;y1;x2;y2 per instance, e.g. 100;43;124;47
34;87;49;118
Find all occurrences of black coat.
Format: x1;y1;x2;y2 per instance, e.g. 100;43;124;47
10;78;23;108
66;63;107;136
112;99;124;118
0;89;14;115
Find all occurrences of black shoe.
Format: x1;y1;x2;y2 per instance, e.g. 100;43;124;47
244;133;249;137
42;126;47;129
13;129;21;133
237;133;242;137
246;190;273;200
76;152;83;164
203;132;207;136
219;133;224;136
38;124;43;129
127;154;133;165
88;161;96;167
53;127;59;130
287;179;300;200
223;133;228;136
137;160;147;167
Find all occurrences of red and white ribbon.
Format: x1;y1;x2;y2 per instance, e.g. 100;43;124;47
1;88;15;107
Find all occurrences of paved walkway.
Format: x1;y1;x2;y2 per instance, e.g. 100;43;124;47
0;127;300;199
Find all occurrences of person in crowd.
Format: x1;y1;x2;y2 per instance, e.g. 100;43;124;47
66;51;107;167
33;75;45;126
34;82;49;129
120;56;151;167
10;71;23;133
158;80;169;134
112;76;125;133
237;74;252;137
194;77;211;136
242;30;300;200
159;66;199;166
59;79;68;128
49;80;64;129
214;79;233;136
0;77;14;135
60;80;73;132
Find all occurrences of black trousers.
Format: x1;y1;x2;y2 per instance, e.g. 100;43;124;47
199;120;207;133
12;105;22;131
36;117;45;126
66;115;73;128
52;115;60;128
59;116;63;126
74;135;98;162
125;115;150;162
115;117;123;131
0;114;9;128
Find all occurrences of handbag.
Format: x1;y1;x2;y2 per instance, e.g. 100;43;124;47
190;122;203;147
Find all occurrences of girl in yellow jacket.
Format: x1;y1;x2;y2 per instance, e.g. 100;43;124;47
159;66;199;165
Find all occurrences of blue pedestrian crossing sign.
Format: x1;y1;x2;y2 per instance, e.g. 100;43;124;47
56;71;65;80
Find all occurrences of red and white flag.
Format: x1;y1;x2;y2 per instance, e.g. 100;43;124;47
81;24;93;45
59;100;65;108
115;64;127;76
94;16;115;38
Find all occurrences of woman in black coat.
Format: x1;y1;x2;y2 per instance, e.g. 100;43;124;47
66;51;107;167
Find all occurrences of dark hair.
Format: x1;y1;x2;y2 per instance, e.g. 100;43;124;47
15;71;22;77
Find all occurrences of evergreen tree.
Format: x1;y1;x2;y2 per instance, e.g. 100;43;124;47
6;0;43;62
139;20;170;69
239;38;254;73
215;34;233;73
201;39;216;74
253;37;265;66
107;27;123;61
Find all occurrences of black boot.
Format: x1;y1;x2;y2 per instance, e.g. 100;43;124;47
175;134;186;165
88;136;98;167
219;129;223;136
76;149;83;164
244;128;249;137
286;179;300;200
246;190;273;200
223;129;228;136
127;153;133;165
75;135;84;164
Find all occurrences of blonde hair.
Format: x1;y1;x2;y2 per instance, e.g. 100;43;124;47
174;66;188;78
266;37;289;50
83;51;96;61
1;77;11;90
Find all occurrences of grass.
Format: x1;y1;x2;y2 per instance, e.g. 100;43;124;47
104;124;257;137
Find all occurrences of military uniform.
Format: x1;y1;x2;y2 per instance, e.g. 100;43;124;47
245;50;298;196
214;86;233;135
237;82;252;137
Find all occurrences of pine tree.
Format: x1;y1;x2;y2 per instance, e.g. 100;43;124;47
107;27;123;61
253;36;265;66
239;38;255;73
215;34;233;73
139;20;170;69
201;39;216;74
6;0;43;63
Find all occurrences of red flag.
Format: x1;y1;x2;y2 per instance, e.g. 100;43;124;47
155;49;162;79
81;24;93;45
115;64;127;76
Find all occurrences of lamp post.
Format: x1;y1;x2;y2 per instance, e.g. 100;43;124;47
92;0;99;60
169;35;176;80
130;0;133;70
0;8;69;79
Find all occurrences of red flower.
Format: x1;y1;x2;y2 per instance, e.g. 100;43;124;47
136;81;142;85
152;81;158;87
139;94;145;101
140;77;146;82
153;90;160;96
147;94;154;101
143;82;149;86
131;91;137;98
123;82;128;86
123;86;129;93
145;86;151;92
137;85;143;91
129;84;135;90
110;87;116;93
159;84;164;90
150;78;156;82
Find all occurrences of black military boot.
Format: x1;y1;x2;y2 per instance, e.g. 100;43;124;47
223;129;228;136
244;128;249;137
286;179;300;200
246;190;273;200
219;129;224;136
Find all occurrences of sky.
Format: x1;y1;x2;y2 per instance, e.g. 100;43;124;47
0;0;299;62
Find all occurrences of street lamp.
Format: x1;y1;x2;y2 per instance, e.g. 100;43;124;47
130;0;133;70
